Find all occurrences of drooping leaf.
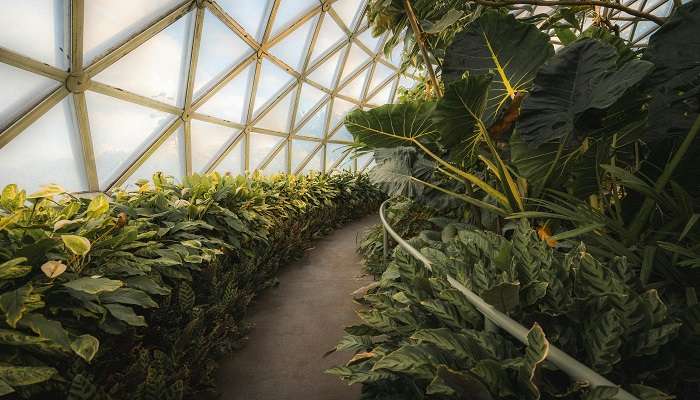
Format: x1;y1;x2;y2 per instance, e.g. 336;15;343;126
369;147;436;198
64;277;123;295
421;9;464;34
517;39;653;146
104;303;147;327
61;235;91;256
0;285;32;327
99;288;158;308
125;276;171;296
518;323;549;400
0;257;32;280
18;313;72;349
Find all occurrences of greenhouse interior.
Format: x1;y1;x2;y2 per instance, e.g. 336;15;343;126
0;0;699;399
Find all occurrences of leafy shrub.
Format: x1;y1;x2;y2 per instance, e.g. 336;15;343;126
0;171;382;399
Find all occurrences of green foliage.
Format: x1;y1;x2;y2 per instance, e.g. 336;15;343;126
0;171;383;398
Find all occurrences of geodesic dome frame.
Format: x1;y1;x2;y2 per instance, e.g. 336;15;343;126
0;0;420;193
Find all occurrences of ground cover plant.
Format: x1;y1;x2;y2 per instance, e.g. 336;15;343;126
0;171;383;399
331;1;700;398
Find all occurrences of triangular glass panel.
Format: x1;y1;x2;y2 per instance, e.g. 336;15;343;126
86;91;176;189
125;127;185;188
255;88;295;132
250;132;284;170
190;119;240;173
326;142;349;169
0;97;86;192
253;58;295;116
95;11;194;106
357;28;383;53
339;44;371;82
309;15;346;64
269;15;317;72
389;42;404;66
368;62;395;93
333;0;364;30
291;139;319;172
270;0;318;38
367;78;395;105
84;0;181;66
296;103;328;138
329;98;356;131
0;63;60;129
0;0;69;69
339;66;370;100
263;145;288;174
307;49;344;89
196;62;255;123
219;0;273;42
194;10;254;98
217;135;245;175
331;126;353;142
296;83;327;126
302;148;324;174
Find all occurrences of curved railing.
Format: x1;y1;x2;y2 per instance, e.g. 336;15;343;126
379;199;639;400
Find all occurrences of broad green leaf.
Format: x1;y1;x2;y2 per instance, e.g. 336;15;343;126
0;366;56;387
125;276;171;296
481;282;520;313
369;147;435;198
443;11;554;113
0;257;32;280
105;303;147;327
583;309;623;374
70;334;100;362
27;184;65;199
518;39;653;146
642;1;700;140
372;343;446;380
421;9;464;34
40;260;66;279
64;277;123;294
86;194;109;218
518;323;549;400
426;365;493;399
61;235;91;256
100;288;158;308
0;285;32;327
18;313;72;349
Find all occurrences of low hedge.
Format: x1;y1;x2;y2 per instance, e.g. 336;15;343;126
0;171;383;399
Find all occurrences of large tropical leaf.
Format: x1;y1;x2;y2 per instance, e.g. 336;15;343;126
443;11;554;117
642;0;700;141
345;102;439;152
517;39;653;146
370;147;436;198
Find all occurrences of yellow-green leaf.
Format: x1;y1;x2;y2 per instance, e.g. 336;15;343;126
64;277;122;294
0;258;32;280
61;235;91;256
27;184;65;199
0;285;32;328
0;365;56;387
70;334;100;362
40;261;67;279
86;194;109;218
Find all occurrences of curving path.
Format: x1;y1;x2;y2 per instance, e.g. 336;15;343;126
217;214;377;400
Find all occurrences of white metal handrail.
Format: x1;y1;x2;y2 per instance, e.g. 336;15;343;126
379;199;639;400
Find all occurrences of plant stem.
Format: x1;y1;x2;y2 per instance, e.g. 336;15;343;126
629;114;700;242
403;0;442;97
471;0;666;25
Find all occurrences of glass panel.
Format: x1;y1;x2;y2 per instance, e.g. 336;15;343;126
296;83;327;125
194;10;254;98
367;79;395;105
389;42;403;66
356;153;373;170
0;97;86;192
196;62;255;123
336;155;354;171
339;66;370;100
296;103;328;138
190;119;240;173
340;44;371;82
124;127;185;188
95;11;193;106
217;135;245;176
269;15;317;71
398;75;416;91
84;0;181;66
86;90;176;189
331;126;353;142
250;132;284;170
253;58;294;116
255;89;294;132
307;48;344;89
368;62;394;92
291;139;319;171
0;0;69;69
271;0;318;38
302;148;323;174
358;28;383;53
263;145;288;174
326;142;349;169
333;0;364;30
219;0;273;42
0;63;60;130
329;98;356;131
309;14;346;64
